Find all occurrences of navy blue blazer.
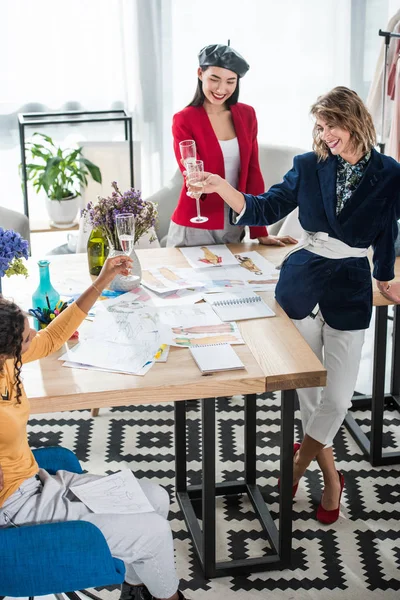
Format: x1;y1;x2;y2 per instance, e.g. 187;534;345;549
235;149;400;330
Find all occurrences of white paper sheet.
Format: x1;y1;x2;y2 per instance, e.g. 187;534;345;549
156;304;244;347
96;288;204;309
141;266;204;293
70;470;155;514
68;305;162;374
179;252;279;291
180;244;240;269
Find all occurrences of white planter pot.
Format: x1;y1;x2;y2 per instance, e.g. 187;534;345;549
46;196;79;229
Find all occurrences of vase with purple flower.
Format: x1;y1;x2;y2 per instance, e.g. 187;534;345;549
82;181;158;292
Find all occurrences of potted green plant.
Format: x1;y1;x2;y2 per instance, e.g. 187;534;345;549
24;133;102;228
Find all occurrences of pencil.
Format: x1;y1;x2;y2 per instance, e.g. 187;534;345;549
46;294;51;310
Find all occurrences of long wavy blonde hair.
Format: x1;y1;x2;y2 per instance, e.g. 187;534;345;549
310;86;376;160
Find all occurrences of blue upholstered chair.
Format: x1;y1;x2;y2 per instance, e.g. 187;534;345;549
0;447;125;600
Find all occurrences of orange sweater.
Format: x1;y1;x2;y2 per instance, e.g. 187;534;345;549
0;303;86;507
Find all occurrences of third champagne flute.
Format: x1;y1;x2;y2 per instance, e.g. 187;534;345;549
186;160;208;224
115;213;139;283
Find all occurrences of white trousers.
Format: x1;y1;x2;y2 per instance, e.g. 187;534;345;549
292;310;365;446
0;470;180;599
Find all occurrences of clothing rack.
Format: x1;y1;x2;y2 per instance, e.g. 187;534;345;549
378;29;400;153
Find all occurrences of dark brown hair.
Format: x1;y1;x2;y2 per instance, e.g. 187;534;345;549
310;86;376;160
0;298;25;403
188;67;240;107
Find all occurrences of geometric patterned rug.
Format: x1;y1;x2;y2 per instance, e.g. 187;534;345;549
27;392;400;600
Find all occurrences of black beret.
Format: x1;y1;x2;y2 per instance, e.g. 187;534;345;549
198;44;249;78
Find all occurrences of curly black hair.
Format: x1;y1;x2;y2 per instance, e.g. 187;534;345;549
0;298;26;404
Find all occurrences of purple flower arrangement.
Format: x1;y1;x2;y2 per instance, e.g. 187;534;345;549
0;227;29;279
82;181;158;250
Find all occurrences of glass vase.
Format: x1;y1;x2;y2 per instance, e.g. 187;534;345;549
87;228;109;276
31;260;60;330
107;242;142;292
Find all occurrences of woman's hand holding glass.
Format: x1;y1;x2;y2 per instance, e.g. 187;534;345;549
185;160;209;224
186;171;222;196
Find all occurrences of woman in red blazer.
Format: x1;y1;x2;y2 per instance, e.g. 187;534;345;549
167;44;297;248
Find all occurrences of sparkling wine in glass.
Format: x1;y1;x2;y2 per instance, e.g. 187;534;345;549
115;213;139;282
179;140;196;198
186;160;208;224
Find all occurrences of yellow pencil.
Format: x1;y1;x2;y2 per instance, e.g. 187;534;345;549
154;344;168;360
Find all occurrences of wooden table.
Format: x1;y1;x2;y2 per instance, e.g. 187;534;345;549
3;245;327;577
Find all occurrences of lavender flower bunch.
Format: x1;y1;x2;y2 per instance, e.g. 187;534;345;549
82;182;158;250
0;227;29;279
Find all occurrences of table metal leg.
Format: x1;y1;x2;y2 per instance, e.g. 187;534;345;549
279;389;295;567
370;306;387;465
344;305;400;465
202;397;216;578
174;401;187;493
391;305;400;402
244;393;257;485
176;392;296;578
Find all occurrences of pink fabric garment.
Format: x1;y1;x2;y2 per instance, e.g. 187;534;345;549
367;11;400;139
387;39;400;100
387;57;400;161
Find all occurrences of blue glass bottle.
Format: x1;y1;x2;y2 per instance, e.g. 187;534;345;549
31;260;60;330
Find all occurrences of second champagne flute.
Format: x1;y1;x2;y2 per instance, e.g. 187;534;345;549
186;160;208;224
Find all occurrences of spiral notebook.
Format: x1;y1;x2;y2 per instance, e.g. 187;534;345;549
204;291;275;321
189;343;245;374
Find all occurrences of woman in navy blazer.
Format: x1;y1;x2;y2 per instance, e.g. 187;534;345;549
191;87;400;524
167;44;297;248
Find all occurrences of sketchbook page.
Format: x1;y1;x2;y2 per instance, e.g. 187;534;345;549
141;266;204;293
69;307;161;374
232;251;279;280
189;344;245;373
180;257;278;292
203;291;275;321
180;244;240;269
70;470;155;514
156;304;244;347
69;340;157;375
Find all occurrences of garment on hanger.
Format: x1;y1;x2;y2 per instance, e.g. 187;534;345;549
367;10;400;140
387;54;400;161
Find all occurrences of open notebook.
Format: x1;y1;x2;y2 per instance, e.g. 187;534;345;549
189;343;245;374
204;291;275;321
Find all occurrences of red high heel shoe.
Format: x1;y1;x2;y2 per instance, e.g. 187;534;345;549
316;471;345;524
278;442;301;498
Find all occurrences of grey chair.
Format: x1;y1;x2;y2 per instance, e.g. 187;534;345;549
150;168;183;247
151;144;308;246
257;144;307;237
0;206;31;246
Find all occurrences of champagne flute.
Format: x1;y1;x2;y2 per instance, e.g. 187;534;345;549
179;139;196;165
179;140;196;198
186;160;208;224
115;213;139;282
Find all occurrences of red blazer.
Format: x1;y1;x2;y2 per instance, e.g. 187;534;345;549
171;103;268;238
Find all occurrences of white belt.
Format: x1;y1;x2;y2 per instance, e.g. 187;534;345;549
278;231;369;267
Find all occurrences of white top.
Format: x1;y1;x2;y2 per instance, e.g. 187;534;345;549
219;137;240;189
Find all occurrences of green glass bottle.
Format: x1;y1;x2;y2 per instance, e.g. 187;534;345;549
87;228;109;276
